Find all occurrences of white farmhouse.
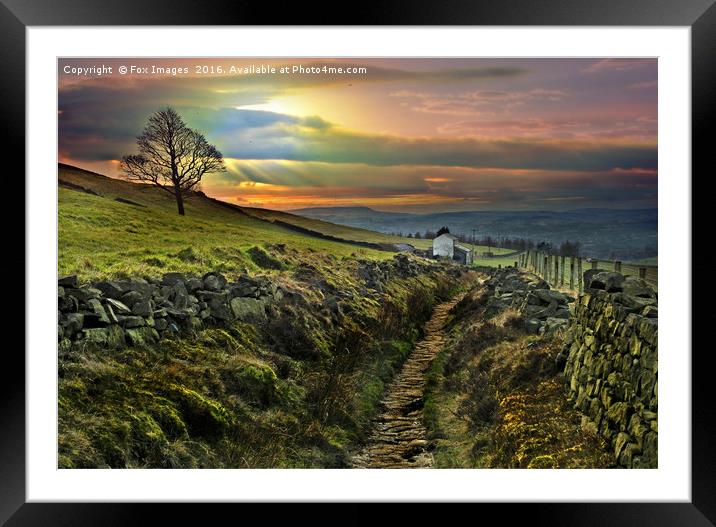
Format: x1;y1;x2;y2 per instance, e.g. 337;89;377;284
432;232;473;265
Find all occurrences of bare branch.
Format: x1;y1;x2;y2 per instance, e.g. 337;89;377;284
120;107;226;214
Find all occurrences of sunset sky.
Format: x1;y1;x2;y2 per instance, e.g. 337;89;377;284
58;58;657;212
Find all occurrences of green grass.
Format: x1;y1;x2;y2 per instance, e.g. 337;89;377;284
627;257;658;266
59;325;305;468
58;165;394;281
472;254;522;268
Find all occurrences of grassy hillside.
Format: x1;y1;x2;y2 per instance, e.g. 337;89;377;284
58;164;397;281
58;164;476;468
59;164;516;280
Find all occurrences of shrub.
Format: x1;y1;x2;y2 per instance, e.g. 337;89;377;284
457;370;498;430
220;361;280;408
162;383;231;438
266;304;330;360
248;246;285;270
143;257;165;268
175;246;199;262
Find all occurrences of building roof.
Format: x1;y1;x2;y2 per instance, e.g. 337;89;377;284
454;243;473;253
434;233;458;241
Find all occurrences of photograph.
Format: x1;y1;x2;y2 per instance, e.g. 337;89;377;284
56;57;659;470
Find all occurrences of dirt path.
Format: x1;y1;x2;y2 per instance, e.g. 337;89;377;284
350;293;464;468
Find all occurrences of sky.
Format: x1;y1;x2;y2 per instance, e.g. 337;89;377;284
58;58;657;212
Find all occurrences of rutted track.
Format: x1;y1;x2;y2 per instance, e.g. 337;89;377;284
350;293;465;468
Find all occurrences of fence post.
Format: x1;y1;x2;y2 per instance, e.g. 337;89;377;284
591;259;598;270
577;257;583;293
569;257;575;290
514;261;518;268
543;255;548;281
639;267;647;279
558;256;564;286
554;256;559;287
615;261;622;273
546;254;550;283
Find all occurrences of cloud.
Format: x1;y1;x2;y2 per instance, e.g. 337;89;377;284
61;92;656;174
204;160;657;211
583;59;656;74
221;123;657;172
424;177;452;183
437;115;657;142
628;80;658;91
391;88;568;116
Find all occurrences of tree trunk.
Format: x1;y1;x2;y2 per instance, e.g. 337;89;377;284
175;189;185;216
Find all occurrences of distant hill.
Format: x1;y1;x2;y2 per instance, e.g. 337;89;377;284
293;206;658;261
292;206;414;219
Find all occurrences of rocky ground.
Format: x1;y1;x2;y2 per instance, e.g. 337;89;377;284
350;293;466;468
480;267;575;336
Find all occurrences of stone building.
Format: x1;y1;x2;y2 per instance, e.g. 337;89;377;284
432;232;473;265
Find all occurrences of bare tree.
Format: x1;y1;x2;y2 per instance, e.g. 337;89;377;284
121;107;225;215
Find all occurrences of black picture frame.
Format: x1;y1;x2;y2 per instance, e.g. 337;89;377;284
5;0;713;524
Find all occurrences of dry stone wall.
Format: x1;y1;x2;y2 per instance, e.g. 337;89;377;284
478;267;576;337
57;254;446;355
57;271;283;354
562;271;658;468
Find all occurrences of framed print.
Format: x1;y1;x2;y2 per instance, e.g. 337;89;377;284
5;0;714;524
